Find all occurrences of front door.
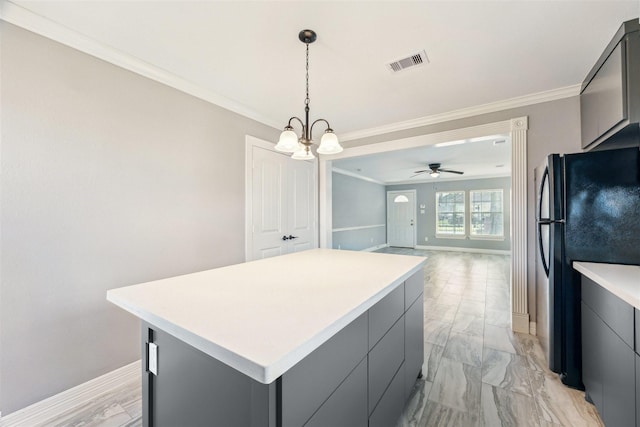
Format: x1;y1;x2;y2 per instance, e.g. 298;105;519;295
249;142;316;260
387;190;416;248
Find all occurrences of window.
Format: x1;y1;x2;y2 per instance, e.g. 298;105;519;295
470;189;504;238
436;191;465;235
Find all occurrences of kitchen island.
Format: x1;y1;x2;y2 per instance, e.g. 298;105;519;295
107;248;426;427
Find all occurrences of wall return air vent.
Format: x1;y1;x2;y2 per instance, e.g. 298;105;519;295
387;50;429;73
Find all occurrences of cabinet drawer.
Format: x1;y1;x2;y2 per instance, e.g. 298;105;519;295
582;276;634;348
404;271;424;309
602;313;636;427
368;316;405;414
303;358;368;427
281;312;368;427
369;284;404;350
369;362;405;427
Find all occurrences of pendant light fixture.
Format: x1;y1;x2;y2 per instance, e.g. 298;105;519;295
274;29;343;159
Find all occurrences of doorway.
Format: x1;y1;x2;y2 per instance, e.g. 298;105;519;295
318;117;530;333
387;190;416;248
245;135;317;261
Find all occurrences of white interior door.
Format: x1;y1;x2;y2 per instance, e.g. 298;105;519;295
251;146;288;260
287;157;316;253
248;141;316;260
387;190;416;248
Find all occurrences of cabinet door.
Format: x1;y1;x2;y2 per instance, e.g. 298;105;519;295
369;362;405;427
404;294;424;399
602;317;635;427
636;354;640;427
580;40;625;148
281;313;367;427
581;302;604;411
369;284;404;350
303;358;368;427
369;317;404;414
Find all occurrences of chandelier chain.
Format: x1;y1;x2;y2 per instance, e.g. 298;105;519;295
305;42;310;106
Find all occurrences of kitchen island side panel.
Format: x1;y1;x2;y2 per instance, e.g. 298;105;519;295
142;322;276;427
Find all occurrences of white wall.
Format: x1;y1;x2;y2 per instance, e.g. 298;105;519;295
332;172;386;251
0;23;279;415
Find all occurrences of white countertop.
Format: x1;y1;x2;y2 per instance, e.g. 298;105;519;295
574;262;640;309
107;248;426;384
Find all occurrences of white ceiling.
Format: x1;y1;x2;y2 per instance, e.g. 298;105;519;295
333;135;511;184
4;1;638;181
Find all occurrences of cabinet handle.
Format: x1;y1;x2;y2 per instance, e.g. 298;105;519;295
288;235;298;240
282;235;289;241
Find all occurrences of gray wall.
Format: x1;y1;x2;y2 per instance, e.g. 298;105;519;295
344;97;583;324
332;172;386;251
0;23;279;414
387;177;511;252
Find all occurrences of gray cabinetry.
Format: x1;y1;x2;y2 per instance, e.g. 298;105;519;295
601;314;635;427
581;275;636;427
369;284;404;349
580;19;640;150
404;294;424;398
369;362;406;427
281;313;368;427
636;354;640;427
304;358;368;427
581;302;605;410
369;317;404;413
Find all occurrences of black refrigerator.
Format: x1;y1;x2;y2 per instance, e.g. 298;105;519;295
536;146;640;389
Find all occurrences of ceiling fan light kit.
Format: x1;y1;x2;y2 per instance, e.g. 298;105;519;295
413;162;464;178
275;29;343;159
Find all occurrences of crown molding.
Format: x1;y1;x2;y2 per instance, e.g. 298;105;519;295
0;1;282;130
340;85;579;142
1;1;577;142
331;167;385;185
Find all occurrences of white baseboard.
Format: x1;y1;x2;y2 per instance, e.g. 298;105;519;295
0;361;139;425
512;312;530;334
529;321;537;336
414;245;510;256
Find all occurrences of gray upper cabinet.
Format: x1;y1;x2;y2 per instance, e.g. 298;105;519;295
581;19;640;150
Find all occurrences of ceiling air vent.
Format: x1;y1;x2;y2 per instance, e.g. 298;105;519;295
387;50;429;73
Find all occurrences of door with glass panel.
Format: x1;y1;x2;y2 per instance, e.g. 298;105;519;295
387;190;416;248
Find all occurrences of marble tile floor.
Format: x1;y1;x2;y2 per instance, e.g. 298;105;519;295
11;248;603;427
384;247;603;427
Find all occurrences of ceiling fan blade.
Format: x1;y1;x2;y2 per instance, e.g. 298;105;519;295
439;168;464;175
411;171;428;178
413;169;429;174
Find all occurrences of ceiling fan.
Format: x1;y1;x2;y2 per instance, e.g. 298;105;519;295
412;163;464;178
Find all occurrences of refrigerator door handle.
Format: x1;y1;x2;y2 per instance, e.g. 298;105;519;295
538;221;550;277
537;166;549;221
536;163;551;277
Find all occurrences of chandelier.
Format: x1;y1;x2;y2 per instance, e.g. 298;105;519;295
274;29;343;160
